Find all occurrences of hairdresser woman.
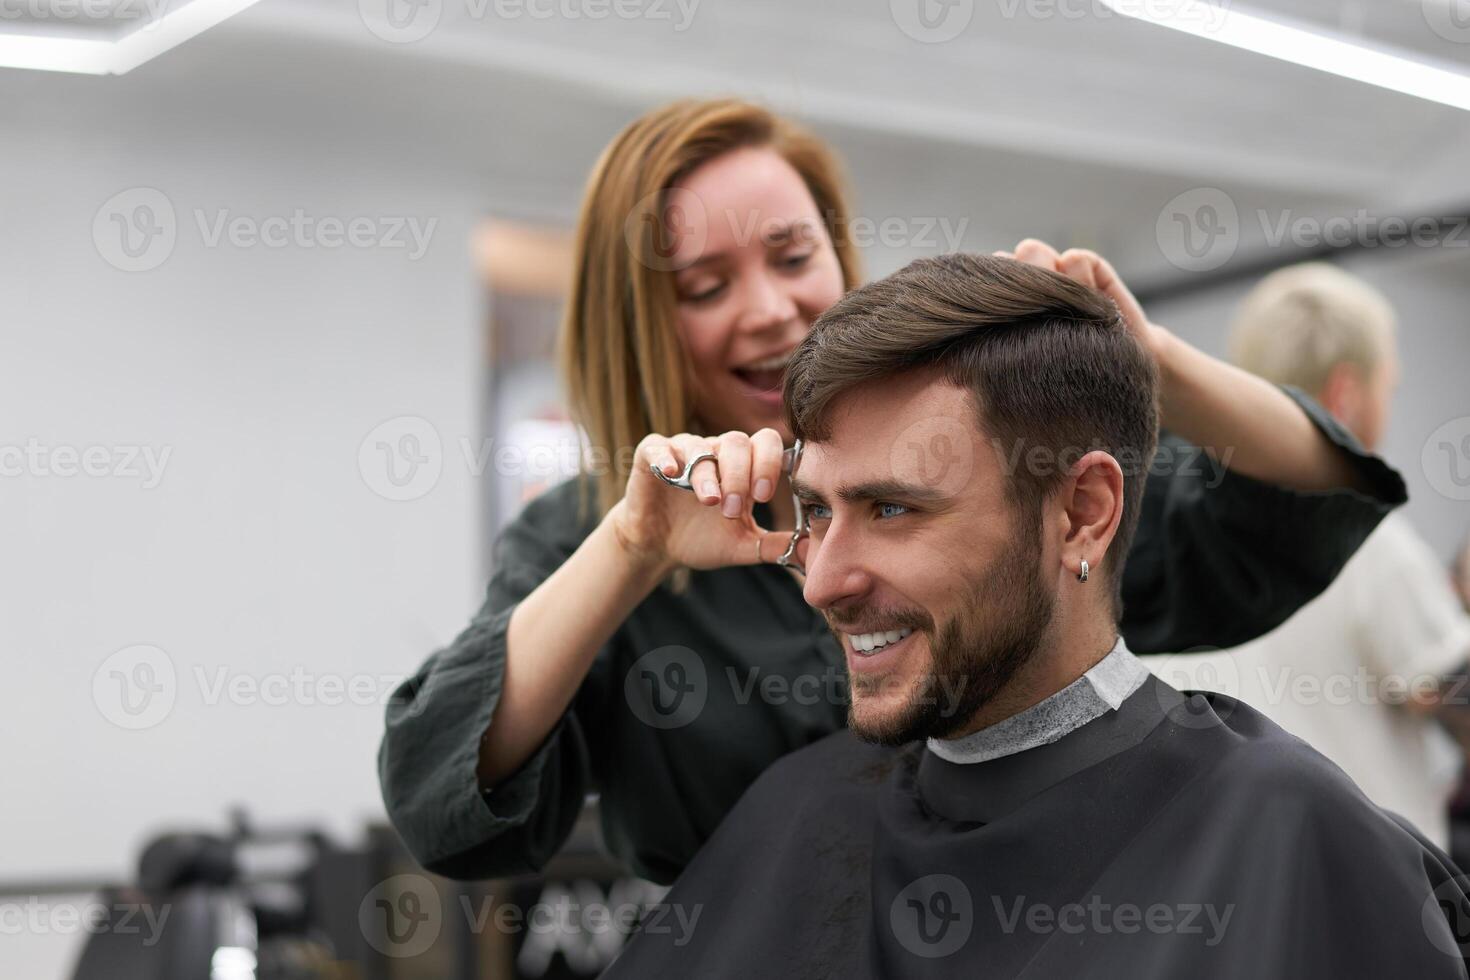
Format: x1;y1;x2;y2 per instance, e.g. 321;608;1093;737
379;99;1404;885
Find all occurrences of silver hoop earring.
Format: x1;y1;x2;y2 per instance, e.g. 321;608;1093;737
1078;559;1089;583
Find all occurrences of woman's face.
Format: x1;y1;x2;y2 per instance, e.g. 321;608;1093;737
666;146;847;439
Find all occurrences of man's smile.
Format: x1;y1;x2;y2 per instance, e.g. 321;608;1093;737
843;628;918;674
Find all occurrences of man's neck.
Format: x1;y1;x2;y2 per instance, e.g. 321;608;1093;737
928;632;1147;765
947;617;1119;739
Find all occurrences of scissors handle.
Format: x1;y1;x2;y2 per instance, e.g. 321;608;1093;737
646;440;809;576
649;451;718;491
648;444;803;491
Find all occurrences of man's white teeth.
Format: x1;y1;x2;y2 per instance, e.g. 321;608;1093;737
846;627;914;654
741;351;792;372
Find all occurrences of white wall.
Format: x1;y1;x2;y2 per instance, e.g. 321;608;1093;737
0;48;492;980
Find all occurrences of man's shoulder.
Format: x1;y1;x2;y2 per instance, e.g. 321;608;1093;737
1186;692;1436;846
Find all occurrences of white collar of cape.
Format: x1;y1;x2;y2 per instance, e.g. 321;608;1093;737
926;635;1148;765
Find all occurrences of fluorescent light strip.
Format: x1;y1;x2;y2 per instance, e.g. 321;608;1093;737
0;0;264;75
1098;0;1470;113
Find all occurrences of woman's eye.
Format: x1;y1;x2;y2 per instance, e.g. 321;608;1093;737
878;502;910;519
779;251;813;270
681;281;726;303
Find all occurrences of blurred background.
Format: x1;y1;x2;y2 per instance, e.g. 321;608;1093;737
2;0;1468;976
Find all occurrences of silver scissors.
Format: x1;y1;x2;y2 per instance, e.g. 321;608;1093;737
650;440;808;574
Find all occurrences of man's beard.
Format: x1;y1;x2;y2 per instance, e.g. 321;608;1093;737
843;525;1056;746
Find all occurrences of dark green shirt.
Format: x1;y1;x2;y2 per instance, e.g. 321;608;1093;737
379;388;1405;884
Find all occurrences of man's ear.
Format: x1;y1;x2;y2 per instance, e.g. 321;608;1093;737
1318;362;1365;428
1060;450;1125;580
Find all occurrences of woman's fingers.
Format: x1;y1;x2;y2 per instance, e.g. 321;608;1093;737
749;428;785;502
1011;243;1155;348
1090;252;1151;338
716;431;753;517
1058;248;1100;290
636;434;680;479
753;527;812;569
669;433;721;504
1014;238;1061;272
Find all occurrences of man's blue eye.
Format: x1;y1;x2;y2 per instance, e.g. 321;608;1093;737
807;503;832;522
878;502;910;519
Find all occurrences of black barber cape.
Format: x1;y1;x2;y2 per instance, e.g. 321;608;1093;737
603;675;1470;979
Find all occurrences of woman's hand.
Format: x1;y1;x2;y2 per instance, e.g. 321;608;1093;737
1001;239;1172;366
607;427;798;574
1001;238;1374;494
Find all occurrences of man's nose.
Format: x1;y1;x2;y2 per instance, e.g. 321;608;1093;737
802;522;872;611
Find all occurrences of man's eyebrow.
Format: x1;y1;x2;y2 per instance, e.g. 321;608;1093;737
790;476;826;504
791;477;952;505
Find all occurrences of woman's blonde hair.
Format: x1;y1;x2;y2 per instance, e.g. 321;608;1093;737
558;98;863;518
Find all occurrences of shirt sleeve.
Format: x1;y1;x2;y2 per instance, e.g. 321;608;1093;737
1120;385;1407;655
1351;516;1470;683
376;481;602;881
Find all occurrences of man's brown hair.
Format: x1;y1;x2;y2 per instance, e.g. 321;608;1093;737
784;253;1160;611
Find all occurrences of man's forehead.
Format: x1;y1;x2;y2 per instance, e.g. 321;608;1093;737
798;376;984;497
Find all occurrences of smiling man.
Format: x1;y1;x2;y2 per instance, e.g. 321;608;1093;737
602;254;1470;979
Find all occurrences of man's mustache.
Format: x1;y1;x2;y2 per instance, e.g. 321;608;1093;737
824;605;934;634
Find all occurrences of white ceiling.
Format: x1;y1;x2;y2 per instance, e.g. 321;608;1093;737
4;0;1467;285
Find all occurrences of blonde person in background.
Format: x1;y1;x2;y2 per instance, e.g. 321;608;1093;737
1161;262;1470;849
